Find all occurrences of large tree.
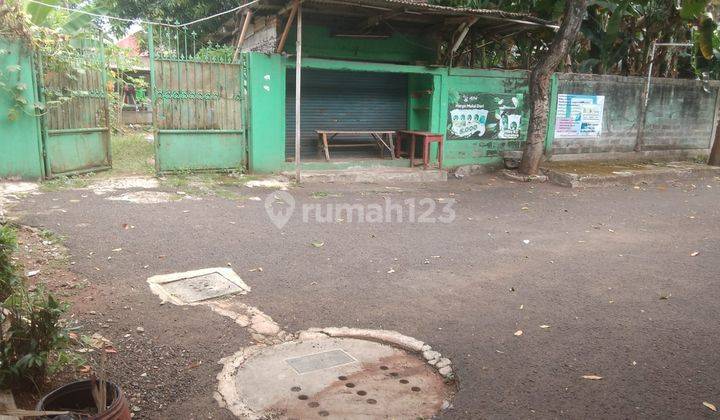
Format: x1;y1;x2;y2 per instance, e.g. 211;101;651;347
519;0;587;175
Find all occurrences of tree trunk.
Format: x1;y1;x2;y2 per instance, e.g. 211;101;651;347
519;0;587;175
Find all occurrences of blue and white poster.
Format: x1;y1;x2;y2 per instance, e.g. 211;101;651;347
554;94;605;138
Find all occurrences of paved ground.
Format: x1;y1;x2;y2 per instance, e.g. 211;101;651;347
9;172;720;419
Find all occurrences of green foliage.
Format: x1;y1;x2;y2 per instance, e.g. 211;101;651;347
194;44;236;63
680;0;710;19
0;226;20;301
0;225;71;389
95;0;240;39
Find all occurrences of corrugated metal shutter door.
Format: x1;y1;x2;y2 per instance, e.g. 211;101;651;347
286;69;408;159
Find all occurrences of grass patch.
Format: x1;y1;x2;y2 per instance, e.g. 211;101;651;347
40;174;94;192
39;229;64;244
110;130;155;175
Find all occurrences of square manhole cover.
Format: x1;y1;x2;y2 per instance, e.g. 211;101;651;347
147;267;250;305
285;349;357;374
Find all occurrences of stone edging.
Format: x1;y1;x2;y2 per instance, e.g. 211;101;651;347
299;327;455;381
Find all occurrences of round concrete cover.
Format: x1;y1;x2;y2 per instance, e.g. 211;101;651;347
232;337;453;419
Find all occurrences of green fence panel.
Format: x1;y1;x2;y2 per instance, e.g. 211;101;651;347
0;38;44;180
40;34;111;178
45;129;109;175
150;26;247;174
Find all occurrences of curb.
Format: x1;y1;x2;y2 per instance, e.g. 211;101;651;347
542;165;720;188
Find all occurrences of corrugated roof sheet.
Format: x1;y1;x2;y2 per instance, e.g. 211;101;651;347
300;0;553;27
255;0;555;28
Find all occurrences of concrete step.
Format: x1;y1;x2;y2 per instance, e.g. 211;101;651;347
542;162;720;188
283;168;448;183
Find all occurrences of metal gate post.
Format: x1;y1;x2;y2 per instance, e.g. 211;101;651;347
148;24;160;174
98;29;112;167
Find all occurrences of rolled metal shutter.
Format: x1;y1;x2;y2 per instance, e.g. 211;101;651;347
286;69;408;159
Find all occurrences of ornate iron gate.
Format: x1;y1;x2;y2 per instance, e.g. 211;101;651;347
149;26;247;173
39;34;111;178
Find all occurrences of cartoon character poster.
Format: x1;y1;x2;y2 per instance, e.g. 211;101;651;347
447;92;523;140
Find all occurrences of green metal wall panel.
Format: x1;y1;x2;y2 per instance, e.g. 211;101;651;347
0;38;44;180
156;132;245;172
285;69;408;158
45;130;110;175
247;53;286;173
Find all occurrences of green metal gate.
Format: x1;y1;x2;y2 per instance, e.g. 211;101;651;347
39;35;111;178
149;26;247;173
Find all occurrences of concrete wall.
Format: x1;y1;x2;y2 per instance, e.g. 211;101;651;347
0;38;45;180
243;15;278;54
550;73;719;157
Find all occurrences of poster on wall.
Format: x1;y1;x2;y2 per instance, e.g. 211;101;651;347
554;94;605;138
447;92;524;140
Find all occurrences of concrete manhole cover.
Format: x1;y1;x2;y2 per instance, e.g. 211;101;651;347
218;336;454;419
147;267;250;305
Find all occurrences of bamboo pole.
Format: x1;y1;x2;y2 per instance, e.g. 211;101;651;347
277;1;299;54
232;10;253;62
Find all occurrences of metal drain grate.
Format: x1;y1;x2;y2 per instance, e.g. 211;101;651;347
285;349;357;374
147;267;250;305
161;272;243;303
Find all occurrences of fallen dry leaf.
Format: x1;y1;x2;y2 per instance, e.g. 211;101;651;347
703;402;717;412
581;375;603;380
514;330;523;336
311;241;325;248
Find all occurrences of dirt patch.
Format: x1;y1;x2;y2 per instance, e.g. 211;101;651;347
9;225;250;419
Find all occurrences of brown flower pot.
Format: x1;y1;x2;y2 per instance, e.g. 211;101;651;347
36;380;131;420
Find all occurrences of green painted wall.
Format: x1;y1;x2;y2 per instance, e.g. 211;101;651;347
246;53;286;173
245;51;532;173
441;69;529;168
0;38;44;180
286;24;435;64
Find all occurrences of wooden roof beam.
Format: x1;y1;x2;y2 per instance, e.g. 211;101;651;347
276;0;300;53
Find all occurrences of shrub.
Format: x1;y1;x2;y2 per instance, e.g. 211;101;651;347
0;226;20;301
0;225;70;389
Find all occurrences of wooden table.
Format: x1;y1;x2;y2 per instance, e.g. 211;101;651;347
396;130;444;169
316;130;396;161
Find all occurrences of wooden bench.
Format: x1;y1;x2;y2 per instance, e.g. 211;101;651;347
316;130;396;161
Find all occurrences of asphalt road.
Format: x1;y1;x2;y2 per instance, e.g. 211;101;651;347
13;173;720;419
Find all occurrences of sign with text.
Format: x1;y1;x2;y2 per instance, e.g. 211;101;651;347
554;94;605;138
447;92;523;140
